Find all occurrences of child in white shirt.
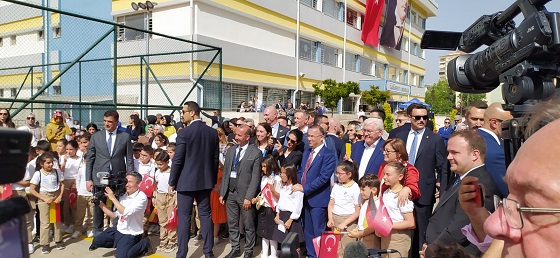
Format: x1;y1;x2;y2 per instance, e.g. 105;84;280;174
348;173;381;249
154;151;177;253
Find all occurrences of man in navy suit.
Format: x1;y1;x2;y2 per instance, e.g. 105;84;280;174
316;115;346;162
437;118;453;144
389;110;411;139
292;125;336;258
169;101;219;258
476;102;512;198
395;103;448;256
350;118;385;179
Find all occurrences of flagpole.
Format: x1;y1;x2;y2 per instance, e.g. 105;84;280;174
407;5;412;101
294;0;301;106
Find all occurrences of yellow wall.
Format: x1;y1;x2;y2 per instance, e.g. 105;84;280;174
112;0;172;12
0;13;60;34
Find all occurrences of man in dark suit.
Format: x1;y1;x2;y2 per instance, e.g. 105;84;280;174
388;110;411;139
86;110;135;236
264;106;289;143
476;102;512;198
316;115;345;162
169;101;219;258
426;130;498;256
219;125;262;258
292;125;336;258
395;103;448;256
351;118;385;179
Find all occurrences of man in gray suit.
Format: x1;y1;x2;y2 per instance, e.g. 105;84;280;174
86;110;134;236
219;125;262;258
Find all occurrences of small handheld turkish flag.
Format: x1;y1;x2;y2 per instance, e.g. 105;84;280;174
68;188;78;208
312;235;321;256
371;194;393;237
1;184;13;200
140;175;154;197
318;231;340;258
261;184;276;211
167;206;178;230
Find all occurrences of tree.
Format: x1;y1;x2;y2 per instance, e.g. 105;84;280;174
361;85;391;108
458;93;486;110
383;102;393;130
425;80;455;114
313;79;361;116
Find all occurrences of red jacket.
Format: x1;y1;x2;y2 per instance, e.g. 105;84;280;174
377;161;421;201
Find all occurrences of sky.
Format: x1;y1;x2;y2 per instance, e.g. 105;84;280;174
424;0;560;85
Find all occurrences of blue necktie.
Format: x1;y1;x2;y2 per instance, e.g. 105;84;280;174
107;132;113;156
409;131;419;165
453;177;461;187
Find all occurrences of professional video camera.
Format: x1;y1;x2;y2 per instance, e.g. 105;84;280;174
91;171;127;205
421;0;560;164
0;129;32;258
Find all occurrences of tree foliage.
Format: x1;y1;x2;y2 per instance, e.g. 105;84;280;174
458;93;486;110
361;85;391;107
313;79;361;116
425;80;455;114
450;108;458;121
383;102;393;130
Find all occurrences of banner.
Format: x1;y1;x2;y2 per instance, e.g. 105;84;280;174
379;0;409;50
49;202;62;223
361;0;386;47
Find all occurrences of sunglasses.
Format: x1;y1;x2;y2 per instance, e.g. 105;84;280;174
0;113;7;115
288;138;297;144
444;122;450;124
395;119;402;123
27;117;35;120
455;120;460;122
413;115;429;121
356;134;363;138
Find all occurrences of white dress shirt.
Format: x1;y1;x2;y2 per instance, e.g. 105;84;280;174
277;184;304;220
406;127;426;161
358;139;380;179
478;128;501;145
106;129;117;156
115;190;148;236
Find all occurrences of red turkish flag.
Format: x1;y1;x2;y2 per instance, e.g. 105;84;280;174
166;206;178;230
371;195;393;237
1;184;13;200
140;175;154;197
318;231;340;258
365;192;377;228
261;184;276;211
68;188;78;208
361;0;385;47
312;235;321;257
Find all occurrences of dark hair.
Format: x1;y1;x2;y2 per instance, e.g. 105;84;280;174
358;173;381;190
163;115;172;126
282;164;298;185
130;114;142;128
359;115;368;122
255;122;272;147
67;140;79;149
289;129;303;143
167;142;176;150
154;148;164;158
0;109;15;128
369;108;386;122
308;125;326;136
155;151;170;162
337;160;359;183
154;133;169;146
36;140;51;152
86;123;99;132
424;243;474;258
133;142;145;152
184;101;201;116
104;110;119;121
262;154;281;176
383;138;409;161
36;152;56;171
466;101;488;118
314;114;328;125
141;145;154;156
146;115;157;125
57;138;68;146
385;161;407;185
80;133;91;142
449;130;487;162
406;103;427;116
348;120;360;127
126;171;142;183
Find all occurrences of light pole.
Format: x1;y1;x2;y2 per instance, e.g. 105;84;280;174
131;1;156;117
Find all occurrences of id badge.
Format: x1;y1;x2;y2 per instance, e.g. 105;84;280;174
230;170;237;178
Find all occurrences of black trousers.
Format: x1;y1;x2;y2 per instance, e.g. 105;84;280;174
92;186;107;236
175;189;213;258
91;227;149;258
409;203;433;258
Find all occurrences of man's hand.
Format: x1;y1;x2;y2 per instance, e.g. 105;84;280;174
419;243;428;258
243;199;251;210
86;181;93;192
291;184;303;193
104;187;116;201
168;186;175;195
219;196;225;205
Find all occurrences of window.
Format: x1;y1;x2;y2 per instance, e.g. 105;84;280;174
322;45;338;67
115;13;152;41
412;42;418;56
10;35;16;45
398;70;405;83
388;66;397;81
346;8;360;29
323;0;338;19
0;89;3;97
360;57;373;75
10;88;17;97
299;38;317;61
402;37;409;52
53;86;61;95
411;11;417;24
419;17;426;29
345;53;359;72
420;75;425;87
53;27;61;38
375;62;386;79
38;30;44;40
0;37;3;47
301;0;318;9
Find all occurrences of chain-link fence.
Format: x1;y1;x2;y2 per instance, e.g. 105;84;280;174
0;0;222;128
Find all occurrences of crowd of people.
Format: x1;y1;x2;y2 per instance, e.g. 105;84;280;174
1;94;559;258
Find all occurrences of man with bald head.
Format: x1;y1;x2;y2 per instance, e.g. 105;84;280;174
326;117;346;162
264;106;289;142
476;102;512;197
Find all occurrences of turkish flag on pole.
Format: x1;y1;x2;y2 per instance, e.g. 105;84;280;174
140;175;155;197
318;231;340;258
1;184;13;200
361;0;385;47
371;194;393;237
166;206;178;230
365;192;377;228
68;188;78;208
261;184;276;211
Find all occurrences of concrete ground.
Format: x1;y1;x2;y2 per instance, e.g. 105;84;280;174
30;233;264;258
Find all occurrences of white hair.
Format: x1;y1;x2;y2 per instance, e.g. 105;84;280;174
363;118;384;131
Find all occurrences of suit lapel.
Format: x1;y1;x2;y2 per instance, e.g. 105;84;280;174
415;131;431;160
308;148;322;170
365;140;383;173
434;183;459;212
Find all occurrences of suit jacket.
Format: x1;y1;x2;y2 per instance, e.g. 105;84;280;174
426;166;498;256
169;120;219;192
274;124;289;144
220;144;262;202
477;129;508;197
297;146;336;208
350;138;385;177
325;134;346;162
396;129;448;205
388;122;411;139
86;130;134;185
274;147;303;169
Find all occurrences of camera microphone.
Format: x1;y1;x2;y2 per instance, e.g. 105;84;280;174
344;241;369;258
0;197;31;225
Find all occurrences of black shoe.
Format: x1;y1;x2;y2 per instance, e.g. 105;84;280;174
240;234;245;240
243;252;253;258
143;238;154;256
33;235;39;243
224;249;241;258
221;231;229;239
205;254;216;258
88;245;97;251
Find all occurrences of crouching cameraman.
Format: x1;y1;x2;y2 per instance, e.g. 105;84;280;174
89;172;153;258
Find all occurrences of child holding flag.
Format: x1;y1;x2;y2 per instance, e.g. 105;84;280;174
252;155;282;258
29;153;65;254
154;151;178;253
348;174;381;249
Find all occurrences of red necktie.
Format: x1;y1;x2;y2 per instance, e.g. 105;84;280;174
301;150;315;185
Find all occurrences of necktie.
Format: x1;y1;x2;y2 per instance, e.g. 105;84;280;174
453;177;460;187
107;132;113;156
409;131;419;165
233;147;242;168
301;150;315;185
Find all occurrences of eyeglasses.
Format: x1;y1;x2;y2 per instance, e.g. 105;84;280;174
493;195;560;229
287;138;297;144
181;109;192;114
335;172;348;176
383;149;397;154
0;113;7;116
27;117;35;120
413;115;429;121
444;122;450;124
356;134;363;139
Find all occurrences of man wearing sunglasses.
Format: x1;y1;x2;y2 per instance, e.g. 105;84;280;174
395;103;448;256
17;113;45;147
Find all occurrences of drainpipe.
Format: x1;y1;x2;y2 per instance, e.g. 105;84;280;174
293;0;300;105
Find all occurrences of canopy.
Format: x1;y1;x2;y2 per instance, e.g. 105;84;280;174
398;98;431;109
